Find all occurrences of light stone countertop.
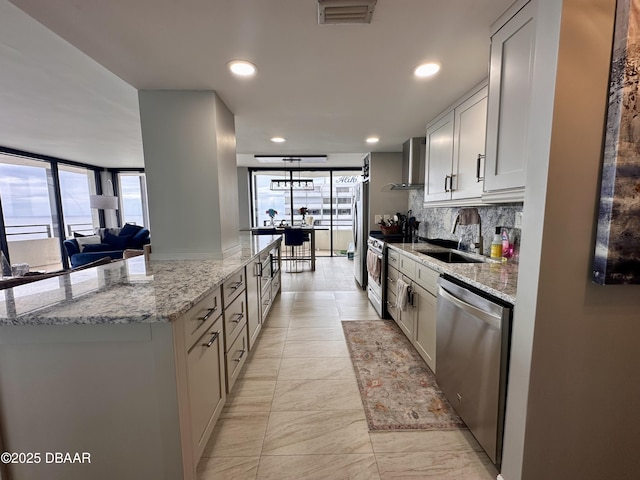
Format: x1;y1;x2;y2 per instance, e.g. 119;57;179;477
387;241;518;304
0;233;282;326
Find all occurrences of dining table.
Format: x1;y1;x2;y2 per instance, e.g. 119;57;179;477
245;226;329;271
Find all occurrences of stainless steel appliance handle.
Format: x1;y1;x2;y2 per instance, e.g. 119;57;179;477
438;285;502;329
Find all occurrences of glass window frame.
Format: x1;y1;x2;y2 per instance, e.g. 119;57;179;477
249;167;361;257
0;147;146;270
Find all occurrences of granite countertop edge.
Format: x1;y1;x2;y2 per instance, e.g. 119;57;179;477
0;234;282;327
387;242;517;305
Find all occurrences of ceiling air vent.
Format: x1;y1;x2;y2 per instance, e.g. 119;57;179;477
318;0;377;25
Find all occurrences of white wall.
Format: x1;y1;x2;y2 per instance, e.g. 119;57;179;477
368;152;408;231
236;167;251;230
138;90;239;259
502;0;640;478
214;95;240;255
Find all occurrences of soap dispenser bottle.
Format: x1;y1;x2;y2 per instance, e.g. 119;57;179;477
501;228;512;261
490;228;502;259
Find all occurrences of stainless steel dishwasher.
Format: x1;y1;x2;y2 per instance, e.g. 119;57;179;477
436;275;512;468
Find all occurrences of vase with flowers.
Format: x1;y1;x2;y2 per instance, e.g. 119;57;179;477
266;208;278;227
298;207;308;225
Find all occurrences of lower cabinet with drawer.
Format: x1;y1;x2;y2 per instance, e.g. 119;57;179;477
172;288;227;479
412;282;437;372
185;314;225;459
387;247;439;373
386;261;399;321
222;271;248;393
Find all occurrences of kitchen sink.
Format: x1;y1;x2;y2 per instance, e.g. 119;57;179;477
419;250;485;264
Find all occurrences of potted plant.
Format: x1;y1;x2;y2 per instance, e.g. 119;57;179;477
298;207;308;224
266;208;278;227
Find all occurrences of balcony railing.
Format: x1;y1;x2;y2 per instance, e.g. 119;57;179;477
5;224;53;241
66;223;95;238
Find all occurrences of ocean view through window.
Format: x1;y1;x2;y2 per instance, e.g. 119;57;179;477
0;155;63;270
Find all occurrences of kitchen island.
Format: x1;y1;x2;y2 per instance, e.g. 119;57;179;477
0;233;282;480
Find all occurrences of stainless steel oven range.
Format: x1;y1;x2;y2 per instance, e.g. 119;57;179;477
366;236;386;317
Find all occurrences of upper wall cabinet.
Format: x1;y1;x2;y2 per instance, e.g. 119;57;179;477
483;1;536;202
424;111;454;202
424;83;487;205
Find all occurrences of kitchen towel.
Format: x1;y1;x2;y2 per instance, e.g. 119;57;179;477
453;207;482;229
366;249;381;285
396;278;410;311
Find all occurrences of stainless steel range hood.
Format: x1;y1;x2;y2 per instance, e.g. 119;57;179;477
386;137;426;190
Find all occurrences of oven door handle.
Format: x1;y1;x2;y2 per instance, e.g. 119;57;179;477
438;286;502;329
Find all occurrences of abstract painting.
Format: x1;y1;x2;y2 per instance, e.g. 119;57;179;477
593;0;640;285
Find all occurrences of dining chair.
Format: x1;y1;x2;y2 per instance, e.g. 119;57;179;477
284;228;305;273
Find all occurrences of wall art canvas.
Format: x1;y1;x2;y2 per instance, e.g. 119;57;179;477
593;0;640;285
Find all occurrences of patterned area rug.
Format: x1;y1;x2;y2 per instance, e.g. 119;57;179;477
342;319;465;431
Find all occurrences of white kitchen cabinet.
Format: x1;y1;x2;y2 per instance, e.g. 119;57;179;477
222;271;248;394
483;1;535;201
412;280;438;373
451;86;488;201
424;83;488;205
397;273;416;341
246;261;261;350
247;243;281;349
398;252;416;278
186;314;225;459
386;247;439;373
386;261;399;321
424;111;455;202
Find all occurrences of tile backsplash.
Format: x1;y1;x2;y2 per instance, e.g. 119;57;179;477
408;190;523;259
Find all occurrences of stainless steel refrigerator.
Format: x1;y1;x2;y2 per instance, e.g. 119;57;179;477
352;178;369;289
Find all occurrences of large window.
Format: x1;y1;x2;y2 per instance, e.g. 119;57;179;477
253;171;288;227
251;169;360;256
0;149;148;271
59;165;97;237
118;173;149;227
0;154;63;271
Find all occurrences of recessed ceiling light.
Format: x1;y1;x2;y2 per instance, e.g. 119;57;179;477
414;63;440;78
228;60;257;77
270;137;286;143
366;137;380;144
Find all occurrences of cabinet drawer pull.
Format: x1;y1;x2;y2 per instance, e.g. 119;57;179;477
230;281;243;290
199;306;218;322
389;256;397;263
231;312;244;323
203;331;220;348
234;348;247;362
387;277;396;283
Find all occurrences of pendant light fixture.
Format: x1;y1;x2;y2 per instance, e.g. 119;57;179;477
270;158;315;190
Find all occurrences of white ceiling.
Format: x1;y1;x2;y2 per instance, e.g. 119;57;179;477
1;0;514;169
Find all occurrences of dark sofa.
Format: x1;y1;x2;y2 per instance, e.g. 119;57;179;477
63;224;150;268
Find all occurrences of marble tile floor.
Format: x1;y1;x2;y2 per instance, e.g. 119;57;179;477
198;257;498;480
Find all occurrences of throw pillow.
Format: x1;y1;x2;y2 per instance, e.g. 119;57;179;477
73;231;87;238
76;235;102;252
104;232;131;250
120;223;142;238
129;228;150;249
82;243;111;253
